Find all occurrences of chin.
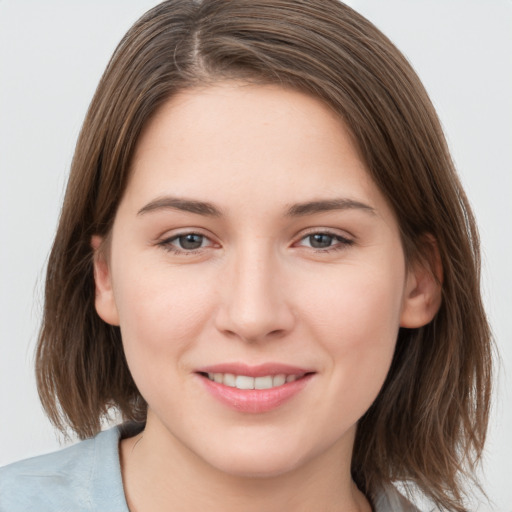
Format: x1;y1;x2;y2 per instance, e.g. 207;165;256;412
210;451;305;479
195;431;323;480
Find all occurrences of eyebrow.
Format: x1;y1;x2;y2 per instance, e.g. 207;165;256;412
137;196;375;218
286;198;376;217
137;197;222;217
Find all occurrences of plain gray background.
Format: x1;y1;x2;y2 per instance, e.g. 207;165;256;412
1;1;510;510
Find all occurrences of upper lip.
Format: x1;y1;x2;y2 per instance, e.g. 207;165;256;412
195;362;313;377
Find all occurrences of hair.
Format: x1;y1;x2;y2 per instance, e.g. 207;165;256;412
36;1;492;510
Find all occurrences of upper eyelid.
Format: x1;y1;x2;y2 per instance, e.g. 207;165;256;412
294;227;354;241
158;227;215;241
164;232;216;246
295;234;352;246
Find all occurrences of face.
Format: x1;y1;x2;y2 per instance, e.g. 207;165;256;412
94;82;437;478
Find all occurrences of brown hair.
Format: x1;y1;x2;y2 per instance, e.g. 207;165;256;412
36;1;492;510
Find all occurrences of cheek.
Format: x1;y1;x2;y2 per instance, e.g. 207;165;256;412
302;264;404;409
305;261;404;342
112;262;215;368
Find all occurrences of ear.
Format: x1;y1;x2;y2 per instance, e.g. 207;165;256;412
91;235;120;326
400;236;443;328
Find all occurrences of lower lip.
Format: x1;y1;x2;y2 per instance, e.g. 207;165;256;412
199;374;314;413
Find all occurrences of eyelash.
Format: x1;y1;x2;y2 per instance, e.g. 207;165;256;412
157;230;354;255
296;230;354;253
157;232;214;255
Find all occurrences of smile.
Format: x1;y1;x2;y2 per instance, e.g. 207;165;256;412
196;364;314;413
205;373;301;390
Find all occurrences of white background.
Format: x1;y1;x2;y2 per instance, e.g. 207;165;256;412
0;1;510;510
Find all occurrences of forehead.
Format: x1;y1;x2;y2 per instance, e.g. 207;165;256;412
124;81;388;219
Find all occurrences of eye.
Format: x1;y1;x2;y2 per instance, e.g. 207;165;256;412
297;231;354;251
158;232;214;253
306;233;336;249
174;233;207;250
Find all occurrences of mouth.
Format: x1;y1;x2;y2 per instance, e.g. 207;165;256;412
199;372;307;390
195;364;315;413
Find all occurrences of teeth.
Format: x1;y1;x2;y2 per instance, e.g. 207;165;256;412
223;373;236;387
207;372;302;390
254;376;273;389
273;374;286;386
235;375;254;390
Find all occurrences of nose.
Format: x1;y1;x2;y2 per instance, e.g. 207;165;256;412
214;243;296;343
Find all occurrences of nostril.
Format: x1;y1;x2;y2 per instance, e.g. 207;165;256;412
268;329;286;338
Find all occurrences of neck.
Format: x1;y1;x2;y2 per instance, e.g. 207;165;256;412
120;416;371;512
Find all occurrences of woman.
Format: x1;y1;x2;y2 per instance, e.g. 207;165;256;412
0;1;492;511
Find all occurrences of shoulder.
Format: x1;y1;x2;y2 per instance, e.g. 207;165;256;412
0;424;133;512
0;435;97;511
372;484;421;512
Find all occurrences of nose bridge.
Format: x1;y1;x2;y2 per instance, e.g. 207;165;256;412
216;239;294;342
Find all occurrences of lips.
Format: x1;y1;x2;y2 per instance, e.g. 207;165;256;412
196;363;314;413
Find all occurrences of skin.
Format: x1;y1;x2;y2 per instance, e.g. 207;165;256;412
93;82;441;512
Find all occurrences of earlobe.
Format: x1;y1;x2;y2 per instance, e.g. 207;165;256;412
400;238;443;328
91;235;120;326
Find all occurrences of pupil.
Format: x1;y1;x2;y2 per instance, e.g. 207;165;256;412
310;234;333;248
179;234;203;250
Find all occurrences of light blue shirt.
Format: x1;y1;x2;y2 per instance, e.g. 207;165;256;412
0;423;419;511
